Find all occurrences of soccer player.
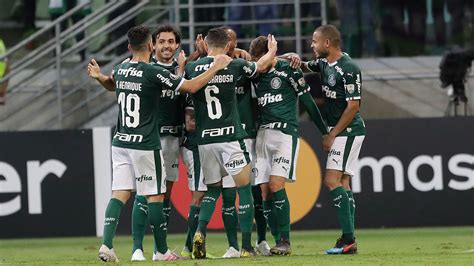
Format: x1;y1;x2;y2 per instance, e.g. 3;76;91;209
184;27;277;259
129;24;185;261
219;25;272;257
249;35;328;256
304;24;366;255
87;25;231;262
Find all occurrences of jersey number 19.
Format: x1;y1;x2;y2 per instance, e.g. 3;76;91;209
205;85;222;119
118;92;140;128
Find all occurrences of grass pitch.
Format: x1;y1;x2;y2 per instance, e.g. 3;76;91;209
1;227;473;265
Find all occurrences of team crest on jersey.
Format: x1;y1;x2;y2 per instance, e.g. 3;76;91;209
271;77;282;89
345;84;355;94
328;74;336;86
298;77;306;87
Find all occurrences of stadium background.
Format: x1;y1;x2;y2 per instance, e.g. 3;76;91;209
0;0;473;263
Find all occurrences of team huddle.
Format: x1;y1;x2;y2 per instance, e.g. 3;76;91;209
88;23;365;262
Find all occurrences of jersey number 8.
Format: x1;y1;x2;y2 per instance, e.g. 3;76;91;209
204;85;222;119
118;92;140;128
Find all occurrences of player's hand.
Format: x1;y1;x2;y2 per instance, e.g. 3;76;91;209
267;34;278;53
195;34;206;55
213;54;232;70
287;54;302;69
323;133;336;152
233;48;251;60
177;50;186;68
87;59;101;79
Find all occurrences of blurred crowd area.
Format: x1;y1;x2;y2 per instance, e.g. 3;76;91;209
0;0;473;58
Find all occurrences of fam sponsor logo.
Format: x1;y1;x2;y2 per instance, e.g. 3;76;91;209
160;126;181;134
135;175;152;183
225;159;245;169
113;132;143;143
202;126;235;137
117;67;143;77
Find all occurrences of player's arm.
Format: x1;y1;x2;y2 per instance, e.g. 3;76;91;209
323;68;362;151
178;54;232;93
299;92;328;135
255;34;278;73
87;59;115;91
300;59;321;73
279;52;302;69
177;50;186;77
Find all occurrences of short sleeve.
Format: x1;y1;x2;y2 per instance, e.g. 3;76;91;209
343;66;362;101
235;58;257;78
289;68;311;96
151;65;184;92
306;59;321;72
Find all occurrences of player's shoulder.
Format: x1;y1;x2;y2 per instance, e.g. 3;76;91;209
340;53;360;72
277;60;302;76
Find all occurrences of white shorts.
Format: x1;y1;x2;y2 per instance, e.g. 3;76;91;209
244;138;258;186
180;146;207;192
326;135;365;176
161;135;180;182
198;139;251;185
112;146;166;196
254;129;300;185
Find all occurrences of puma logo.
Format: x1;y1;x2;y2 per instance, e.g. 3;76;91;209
332;158;339;165
275;204;284;210
334;201;342;208
282;166;288;172
263;213;269;219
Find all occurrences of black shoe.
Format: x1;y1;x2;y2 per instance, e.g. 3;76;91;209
270;239;291;255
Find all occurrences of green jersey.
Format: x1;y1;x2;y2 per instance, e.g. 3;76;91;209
184;56;257;144
307;53;366;136
111;61;184;150
151;58;184;137
253;60;310;137
236;76;257;139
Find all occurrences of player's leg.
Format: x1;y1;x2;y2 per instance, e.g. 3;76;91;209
193;143;224;259
255;130;281;246
324;135;364;255
161;136;180;225
130;149;180;261
181;146;206;257
246;138;270;255
267;130;299;256
99;147;134;262
231;164;256;256
341;176;355;234
130;194;148;261
222;176;240;257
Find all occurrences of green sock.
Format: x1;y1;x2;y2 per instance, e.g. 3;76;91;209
331;186;354;241
163;199;172;225
131;195;148;252
185;205;200;251
237;183;254;250
148;202;168;254
102;198;124;249
198;186;222;236
273;189;291;242
346;190;356;235
252;186;267;244
222;188;239;250
263;199;281;243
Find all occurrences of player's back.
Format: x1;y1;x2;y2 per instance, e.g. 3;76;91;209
112;61;164;150
184;56;257;144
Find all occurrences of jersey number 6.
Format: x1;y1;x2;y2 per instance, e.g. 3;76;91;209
204;85;222;119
